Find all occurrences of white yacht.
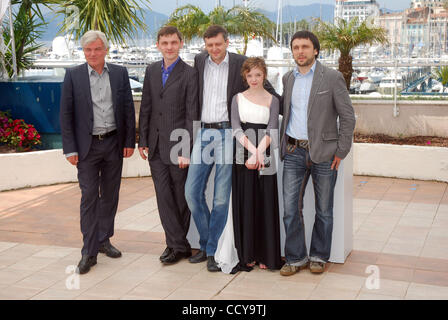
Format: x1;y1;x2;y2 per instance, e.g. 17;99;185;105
378;72;403;95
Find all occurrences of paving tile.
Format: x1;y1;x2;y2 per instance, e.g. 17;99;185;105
15;270;65;290
381;242;423;257
397;217;434;228
361;277;410;298
318;273;366;291
415;257;448;273
412;269;448;287
376;253;419;269
8;256;59;272
309;286;359;300
328;261;371;278
165;288;217;300
353;239;385;253
356;292;403;300
375;265;415;283
405;283;448;300
128;278;183;299
212;292;264;300
0;242;18;253
0;285;43;300
31;288;84;300
420;244;448;260
0;267;35;285
120;295;159;300
32;246;77;259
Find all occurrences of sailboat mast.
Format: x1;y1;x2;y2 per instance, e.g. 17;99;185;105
276;0;283;47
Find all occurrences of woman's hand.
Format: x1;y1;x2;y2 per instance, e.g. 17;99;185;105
245;154;258;170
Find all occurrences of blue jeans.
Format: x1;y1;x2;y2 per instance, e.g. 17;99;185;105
185;128;233;256
282;146;338;266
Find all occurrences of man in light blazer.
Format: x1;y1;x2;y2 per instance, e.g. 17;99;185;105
279;31;356;276
185;25;278;272
60;30;136;274
138;26;199;265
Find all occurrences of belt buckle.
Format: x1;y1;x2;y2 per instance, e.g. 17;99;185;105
98;133;104;141
298;140;309;149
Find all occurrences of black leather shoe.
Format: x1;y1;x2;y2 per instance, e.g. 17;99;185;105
99;242;122;258
207;256;221;272
161;250;192;265
77;255;97;275
159;247;173;261
188;250;207;263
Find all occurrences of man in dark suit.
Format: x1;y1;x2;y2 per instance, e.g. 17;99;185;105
60;30;136;274
279;31;355;276
138;26;199;265
185;25;278;272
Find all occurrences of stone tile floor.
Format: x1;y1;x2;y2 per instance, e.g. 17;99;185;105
0;175;447;300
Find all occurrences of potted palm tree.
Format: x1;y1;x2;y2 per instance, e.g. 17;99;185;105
314;17;388;90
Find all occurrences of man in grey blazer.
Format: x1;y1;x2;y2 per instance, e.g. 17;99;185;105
138;26;199;265
60;30;136;274
279;31;356;276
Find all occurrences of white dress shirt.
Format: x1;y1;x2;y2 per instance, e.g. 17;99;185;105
201;52;229;123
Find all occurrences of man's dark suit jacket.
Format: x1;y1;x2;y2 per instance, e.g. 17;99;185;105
194;52;279;120
138;58;199;164
60;62;136;161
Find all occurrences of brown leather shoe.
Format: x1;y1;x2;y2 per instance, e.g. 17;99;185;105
310;261;325;274
280;263;308;276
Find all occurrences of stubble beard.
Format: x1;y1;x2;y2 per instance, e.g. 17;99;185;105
295;56;315;67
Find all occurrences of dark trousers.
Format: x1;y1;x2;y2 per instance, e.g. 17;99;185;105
77;135;123;256
149;147;191;253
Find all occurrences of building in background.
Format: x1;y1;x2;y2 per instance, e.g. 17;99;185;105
371;0;448;56
334;0;381;23
411;0;445;9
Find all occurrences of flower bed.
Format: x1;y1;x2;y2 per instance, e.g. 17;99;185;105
0;110;41;152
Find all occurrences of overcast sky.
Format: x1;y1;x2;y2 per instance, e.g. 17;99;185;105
148;0;412;15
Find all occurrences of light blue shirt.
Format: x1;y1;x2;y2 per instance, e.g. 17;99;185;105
286;61;316;140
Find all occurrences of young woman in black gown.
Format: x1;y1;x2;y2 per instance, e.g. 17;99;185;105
230;57;283;271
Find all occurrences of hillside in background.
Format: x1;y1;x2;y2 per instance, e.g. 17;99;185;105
259;3;334;23
38;3;402;43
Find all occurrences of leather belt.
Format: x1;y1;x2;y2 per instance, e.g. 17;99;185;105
92;129;117;140
201;121;231;129
287;136;309;150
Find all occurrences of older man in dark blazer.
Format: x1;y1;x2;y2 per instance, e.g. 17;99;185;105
60;30;135;275
138;26;199;265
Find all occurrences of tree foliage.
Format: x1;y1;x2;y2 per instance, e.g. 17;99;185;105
167;5;276;55
315;17;388;89
432;66;448;89
54;0;151;45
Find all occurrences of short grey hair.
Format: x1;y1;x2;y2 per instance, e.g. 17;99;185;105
80;30;109;49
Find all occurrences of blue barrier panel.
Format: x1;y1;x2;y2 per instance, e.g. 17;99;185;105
0;77;64;134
